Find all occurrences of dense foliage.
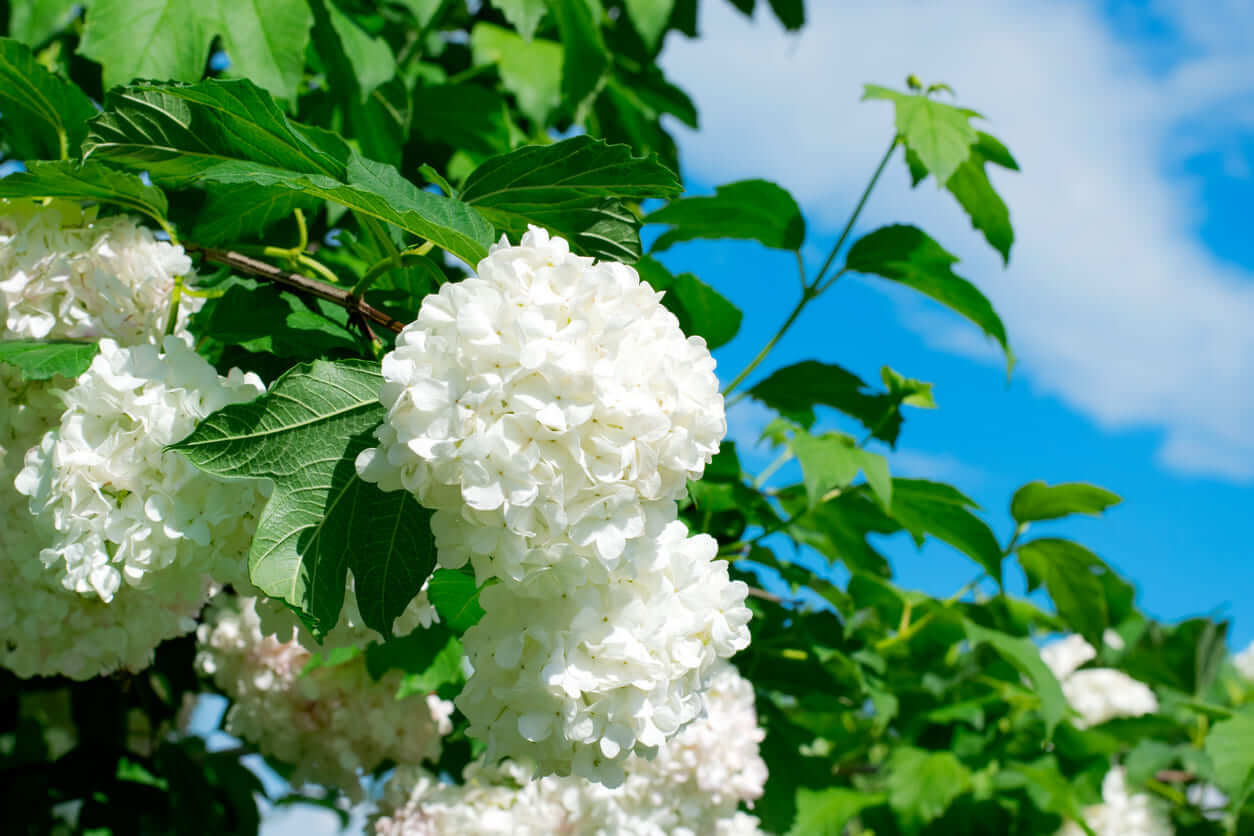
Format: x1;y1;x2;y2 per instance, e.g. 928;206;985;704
1;1;1252;834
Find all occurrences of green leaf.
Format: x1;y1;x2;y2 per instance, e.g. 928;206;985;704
787;787;881;836
623;0;675;49
489;0;547;40
846;224;1012;368
411;83;513;157
645;179;805;252
891;478;1003;582
0;161;168;226
85;79;495;264
397;0;447;28
0;340;98;381
318;0;396;100
216;0;315;101
964;620;1067;734
469;24;563;128
1205;710;1254;802
169;359;436;638
461;135;682;262
8;1;80;47
1016;538;1109;646
747;360;931;444
943;133;1017;264
426;570;486;635
791;430;891;510
543;0;609;112
1010;481;1122;525
191;280;360;357
635;257;741;348
767;0;805;30
364;623;459;681
885;747;972;827
191;184;316;246
0;37;97;161
863;84;979;185
79;0;212;90
1123;739;1180;787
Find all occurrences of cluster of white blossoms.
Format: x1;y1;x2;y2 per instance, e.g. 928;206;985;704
373;663;767;836
1041;634;1159;729
2;338;267;679
358;228;750;784
195;596;454;794
0;200;198;344
1058;768;1174;836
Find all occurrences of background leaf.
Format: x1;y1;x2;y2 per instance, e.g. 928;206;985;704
468;24;563;128
426;570;487;635
1011;481;1122;524
891;478;1003;582
635;256;742;348
1016;538;1109;646
543;0;609;112
645;178;805;252
0;340;98;381
0;37;97;161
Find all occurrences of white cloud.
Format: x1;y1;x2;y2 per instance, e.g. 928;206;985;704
660;0;1254;482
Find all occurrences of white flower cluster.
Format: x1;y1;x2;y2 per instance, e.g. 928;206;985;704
0;199;199;344
358;228;749;784
1;338;266;679
373;663;767;836
1041;634;1159;729
195;596;454;794
1058;768;1174;836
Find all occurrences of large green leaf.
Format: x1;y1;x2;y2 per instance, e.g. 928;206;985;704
0;37;97;160
543;0;609;112
79;0;314;101
469;24;563;128
411;83;513;157
645;179;805;252
846;224;1012;368
191;185;316;246
891;478;1003;582
460;136;682;262
788;787;882;836
0;340;98;381
1204;710;1254;804
316;0;395;100
1016;538;1109;647
0;161;168;226
747;361;933;444
84;79;495;263
635;257;741;348
426;569;486;635
169;359;435;638
489;0;547;40
863;84;979;186
1010;481;1122;525
885;747;971;827
964;620;1067;734
7;1;80;47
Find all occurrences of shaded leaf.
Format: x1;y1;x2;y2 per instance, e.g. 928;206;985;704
170;359;434;638
624;0;675;49
8;1;81;47
0;340;97;380
788;787;882;836
0;161;168;226
885;747;971;827
891;478;1003;582
190;280;360;357
1016;538;1108;646
0;37;97;160
846;224;1011;368
1010;481;1122;525
411;82;513;157
964;620;1067;734
635;256;741;348
426;570;486;635
645;179;805;252
544;0;609;111
191;184;316;246
318;0;395;100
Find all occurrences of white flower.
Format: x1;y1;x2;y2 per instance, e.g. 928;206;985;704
0;339;266;679
374;663;767;836
1058;768;1174;836
455;523;751;786
357;226;725;578
196;596;454;795
1040;634;1158;729
1234;640;1254;681
0;199;200;344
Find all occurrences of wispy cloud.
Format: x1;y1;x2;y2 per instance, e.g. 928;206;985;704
661;0;1254;483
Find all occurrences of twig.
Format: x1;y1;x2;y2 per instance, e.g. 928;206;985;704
186;244;407;335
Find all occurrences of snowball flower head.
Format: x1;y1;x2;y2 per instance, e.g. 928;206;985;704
1058;768;1173;836
374;663;767;836
196;596;454;795
0;199;200;344
1040;634;1158;729
0;338;266;679
357;226;725;577
455;523;751;786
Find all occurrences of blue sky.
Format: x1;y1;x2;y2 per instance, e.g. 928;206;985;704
658;0;1254;648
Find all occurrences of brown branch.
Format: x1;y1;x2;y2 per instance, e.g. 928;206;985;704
748;586;784;604
186;244;406;335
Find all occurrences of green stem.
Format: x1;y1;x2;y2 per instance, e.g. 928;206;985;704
163;277;183;337
811;137;898;289
293;208;309;253
722;287;814;396
754;449;795;488
296;253;342;287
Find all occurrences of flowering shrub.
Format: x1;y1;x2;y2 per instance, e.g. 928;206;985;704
0;4;1251;836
